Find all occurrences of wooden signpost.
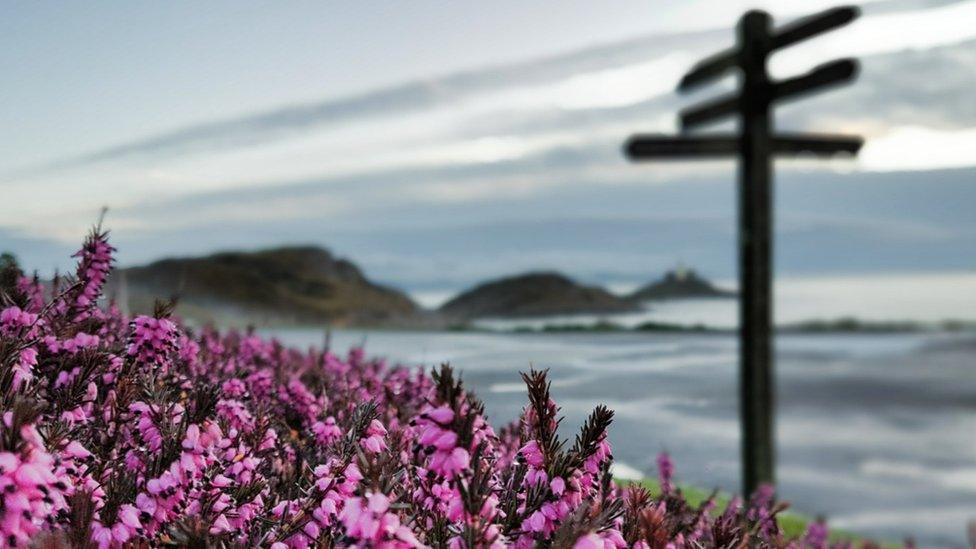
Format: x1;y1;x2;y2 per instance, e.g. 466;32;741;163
624;6;863;497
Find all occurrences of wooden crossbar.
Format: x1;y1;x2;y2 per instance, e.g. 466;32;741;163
773;134;863;155
771;6;860;51
625;135;738;158
680;93;740;130
772;59;858;102
678;48;740;92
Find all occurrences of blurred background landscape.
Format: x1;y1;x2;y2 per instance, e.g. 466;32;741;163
2;0;975;544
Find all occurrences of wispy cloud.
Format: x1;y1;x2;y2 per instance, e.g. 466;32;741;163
18;0;976;179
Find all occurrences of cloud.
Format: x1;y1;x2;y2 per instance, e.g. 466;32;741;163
14;29;722;176
16;0;976;180
862;0;971;15
4;0;976;286
779;38;976;132
861;126;976;171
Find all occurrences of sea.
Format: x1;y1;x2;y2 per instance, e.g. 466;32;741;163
263;272;976;546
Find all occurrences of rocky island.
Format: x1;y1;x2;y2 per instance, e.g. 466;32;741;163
438;272;639;320
629;267;734;301
110;246;420;327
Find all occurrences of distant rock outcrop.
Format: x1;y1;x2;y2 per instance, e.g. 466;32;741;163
438;272;639;319
629;267;734;301
110;246;420;326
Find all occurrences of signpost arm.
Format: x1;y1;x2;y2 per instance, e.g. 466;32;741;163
737;10;775;497
625;136;739;159
772;59;858;103
771;6;859;51
773;133;863;155
680;93;740;131
678;48;739;91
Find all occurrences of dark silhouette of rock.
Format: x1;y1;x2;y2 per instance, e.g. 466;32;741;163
109;246;419;326
629;267;734;301
439;272;639;319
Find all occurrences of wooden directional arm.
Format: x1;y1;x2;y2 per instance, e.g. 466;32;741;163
625;135;738;159
625;133;861;160
771;6;859;51
678;48;740;92
680;93;740;131
772;58;857;103
773;133;863;155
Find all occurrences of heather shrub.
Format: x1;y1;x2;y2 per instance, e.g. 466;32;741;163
0;229;856;548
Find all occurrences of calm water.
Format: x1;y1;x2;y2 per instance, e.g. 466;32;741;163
264;327;976;546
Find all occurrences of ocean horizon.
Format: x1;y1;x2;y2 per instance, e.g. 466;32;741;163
408;271;976;329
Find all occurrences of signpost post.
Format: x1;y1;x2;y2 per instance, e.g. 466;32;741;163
624;6;863;497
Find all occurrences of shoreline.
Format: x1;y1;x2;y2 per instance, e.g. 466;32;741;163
239;317;976;336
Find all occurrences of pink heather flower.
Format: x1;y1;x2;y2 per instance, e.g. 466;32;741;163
91;524;113;548
63;440;92;460
59;332;100;354
423;406;455;424
340;493;421;547
210;514;233;534
803;519;829;549
16;276;45;313
11;347;37;391
517;440;544;468
526;510;547;532
430;446;470;477
360;419;388;454
748;483;778;536
575;533;605;549
657;451;674;494
217;399;255;432
312;416;342;446
0;439;68;545
127;315;179;370
0;306;39;337
258;428;278;452
0;230;849;549
550;476;566;496
67;230;115;322
221;378;247;397
584;437;612;475
118;504;142;530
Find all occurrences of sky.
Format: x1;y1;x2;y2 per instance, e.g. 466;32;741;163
1;0;975;293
